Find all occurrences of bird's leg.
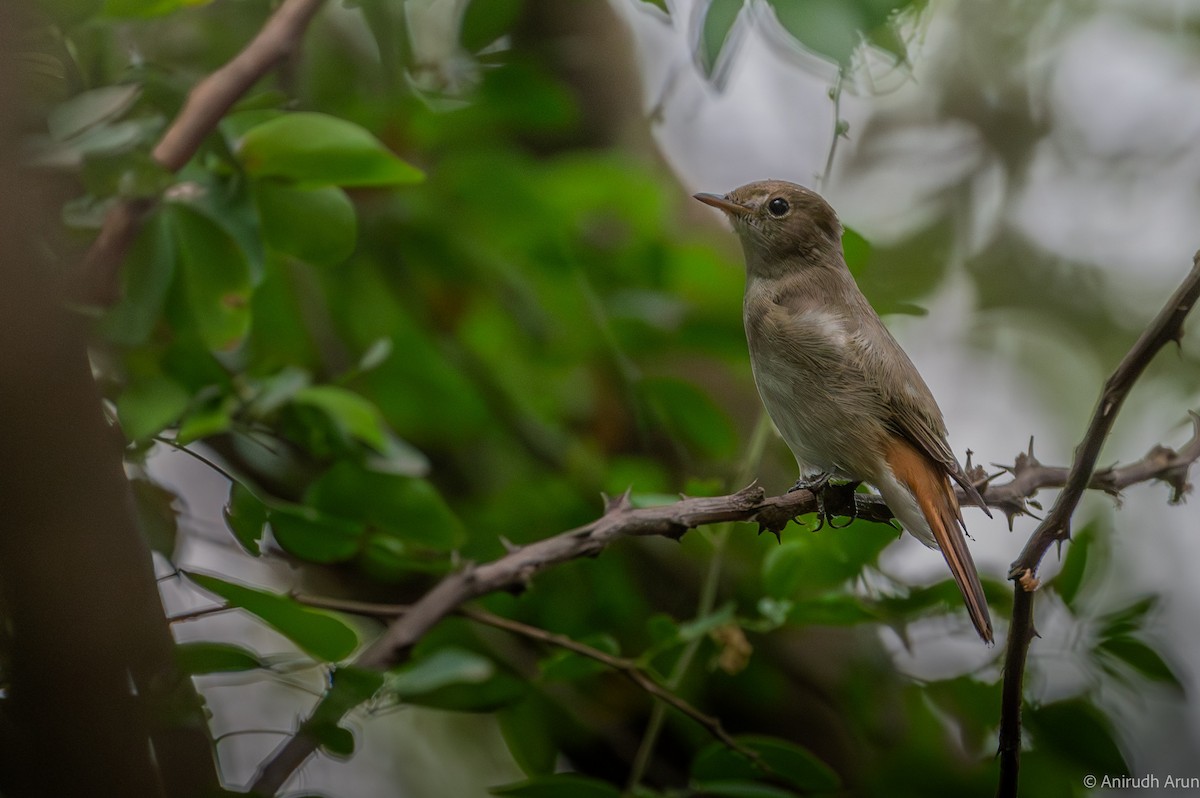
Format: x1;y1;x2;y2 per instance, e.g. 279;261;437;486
824;481;862;529
788;471;832;494
789;473;862;530
789;472;832;531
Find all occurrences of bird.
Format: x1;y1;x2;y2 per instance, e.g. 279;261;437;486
694;179;994;643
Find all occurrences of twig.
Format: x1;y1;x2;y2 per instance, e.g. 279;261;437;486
287;594;767;771
629;410;774;790
247;420;1200;795
996;252;1200;798
74;0;327;306
816;67;846;191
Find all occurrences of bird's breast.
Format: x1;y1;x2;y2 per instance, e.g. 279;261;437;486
743;298;888;479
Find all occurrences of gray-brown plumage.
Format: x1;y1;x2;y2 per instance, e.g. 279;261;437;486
696;180;993;643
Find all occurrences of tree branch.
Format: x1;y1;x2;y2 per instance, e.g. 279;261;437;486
248;414;1200;794
996;252;1200;798
74;0;327;306
288;594;767;771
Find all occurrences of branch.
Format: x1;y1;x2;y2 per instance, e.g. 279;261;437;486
288;594;767;771
997;252;1200;798
74;0;327;306
248;418;1200;794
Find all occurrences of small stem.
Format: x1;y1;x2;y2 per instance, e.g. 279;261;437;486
817;68;846;192
627;411;774;789
287;594;768;768
153;436;241;487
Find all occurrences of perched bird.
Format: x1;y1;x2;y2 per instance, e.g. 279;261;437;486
695;180;993;643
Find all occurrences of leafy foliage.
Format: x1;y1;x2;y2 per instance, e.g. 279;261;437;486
11;0;1181;795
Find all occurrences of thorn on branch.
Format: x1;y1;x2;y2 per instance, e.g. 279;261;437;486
1012;442;1041;476
603;487;634;515
663;521;688;541
732;480;766;507
1161;466;1193;504
756;523;783;543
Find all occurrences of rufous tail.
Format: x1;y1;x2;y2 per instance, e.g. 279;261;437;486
885;437;994;644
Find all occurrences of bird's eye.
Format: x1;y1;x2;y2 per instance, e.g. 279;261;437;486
767;197;789;217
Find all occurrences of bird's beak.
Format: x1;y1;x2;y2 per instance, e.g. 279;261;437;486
693;193;750;217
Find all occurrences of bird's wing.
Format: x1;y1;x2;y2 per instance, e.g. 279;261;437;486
849;311;992;518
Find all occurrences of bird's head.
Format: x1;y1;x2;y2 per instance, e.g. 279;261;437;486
694;180;843;277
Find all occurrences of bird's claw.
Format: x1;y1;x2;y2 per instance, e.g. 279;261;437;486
796;476;861;531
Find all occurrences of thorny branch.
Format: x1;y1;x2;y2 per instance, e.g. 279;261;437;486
248;408;1200;794
74;0;327;306
996;252;1200;798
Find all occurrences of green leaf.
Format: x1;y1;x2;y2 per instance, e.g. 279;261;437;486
237;112;424;187
1098;595;1158;640
307;666;385;758
385;647;494;697
766;0;862;65
867;20;910;63
357;337;393;372
678;602;736;641
765;0;915;67
176;397;233;444
131;477;179;557
176;642;263;674
538;634;619;682
103;0;208;19
762;521;897;598
314;666;385;719
788;593;875;626
29;118;160;168
292;385;388;450
48;84;141;142
40;0;104;24
253;180;357;266
82;148;172;199
220;109;286;143
1025;699;1128;776
117;373;190;441
639;377;736;459
306;462;465;550
417;674;528;712
700;0;744;78
491;774;621;798
460;0;525;52
1053;522;1095;609
167;204;253;351
692;736;840;792
639;0;669;11
754;596;792;629
842;227;871;275
268;504;365;563
1098;636;1182;690
313;725;355;758
762;540;805;598
925;676;1004;752
246;366;312;416
645;613;681;647
223;482;268;556
498;699;557;776
689;782;799;798
185;572;359;661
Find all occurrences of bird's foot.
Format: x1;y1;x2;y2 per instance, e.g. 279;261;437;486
793;476;862;531
788;472;832;494
824;481;862;528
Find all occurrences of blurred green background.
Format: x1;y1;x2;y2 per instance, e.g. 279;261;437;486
8;0;1200;796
